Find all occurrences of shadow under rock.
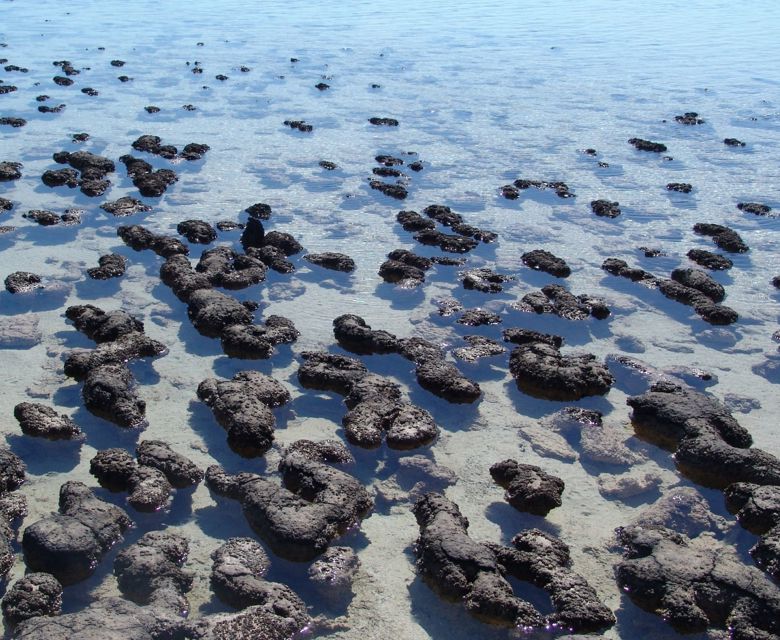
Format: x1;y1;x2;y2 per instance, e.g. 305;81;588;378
7;433;82;475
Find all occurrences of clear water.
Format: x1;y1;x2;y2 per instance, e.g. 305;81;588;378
1;1;779;638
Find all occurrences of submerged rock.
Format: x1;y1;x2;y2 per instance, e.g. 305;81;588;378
461;267;514;293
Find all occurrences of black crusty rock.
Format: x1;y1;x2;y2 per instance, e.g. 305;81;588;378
100;196;151;217
197;371;291;456
87;253;127;280
628;138;667;152
333;314;398;354
509;341;613;401
693;222;749;253
1;573;62;626
210;537;310;633
304;251;356;272
0;161;22;182
114;531;192;604
177;219;217;244
22;482;131;585
136;440;203;488
186;288;254;337
737;202;771;216
670;267;725;302
4;272;42;294
686;248;732;271
521;249;571;277
13;403;82;440
220;315;299;359
590;199;621;218
615;524;780;637
206;448;372;560
516;284;610;320
489;459;564;516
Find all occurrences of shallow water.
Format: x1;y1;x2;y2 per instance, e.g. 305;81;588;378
1;0;779;638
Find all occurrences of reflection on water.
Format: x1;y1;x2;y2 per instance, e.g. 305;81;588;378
1;0;779;638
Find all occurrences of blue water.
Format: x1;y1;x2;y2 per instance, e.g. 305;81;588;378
1;1;779;638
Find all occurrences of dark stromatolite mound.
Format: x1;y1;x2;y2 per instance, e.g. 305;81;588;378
260;230;303;255
628;382;780;487
489;530;615;632
51;150;115;197
460;267;514;293
206;450;373;561
114;531;193;604
0;197;13;212
670;267;725;302
283;119;313;132
457;308;501;326
40;168;79;188
0;449;26;495
503;327;563;347
245;245;294;273
65;304;141;343
196;247;267;289
81;364;147;428
0;117;26;128
1;572;62;626
397;337;482;404
4;272;42;294
308;546;359;604
210;537;311;634
725;483;780;578
667;182;693;193
515;284;610;320
64;333;167;378
89;448;137;491
119;154;178;197
521;249;571;277
369;179;408;200
159;255;211;301
13;403;82;440
418;205;496;244
414;229;478;253
602;258;738;325
693;222;749;253
674;112;704;125
333;314;398;354
615;524;780;638
509;341;613;401
0;161;21;181
130;135;177;158
737;202;772;216
23;209;82;226
397;210;434;232
240;216;265;250
379;249;432;286
687;248;732;270
136;440;203;488
452;336;505;362
725;137;746;147
368;117;399;126
245;202;272;220
342;375;439;449
298;351;367;394
197;371;290;456
413;493;614;631
118;224;189;258
22;482;131;585
590;199;621;218
100;196;151;217
297;351;439;449
187;288;254;337
285;439;355;465
489;459;564;516
512;179;576;199
220;315;299;359
178;219;217;244
304;251;356;272
628;137;667;152
87;253;127;280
